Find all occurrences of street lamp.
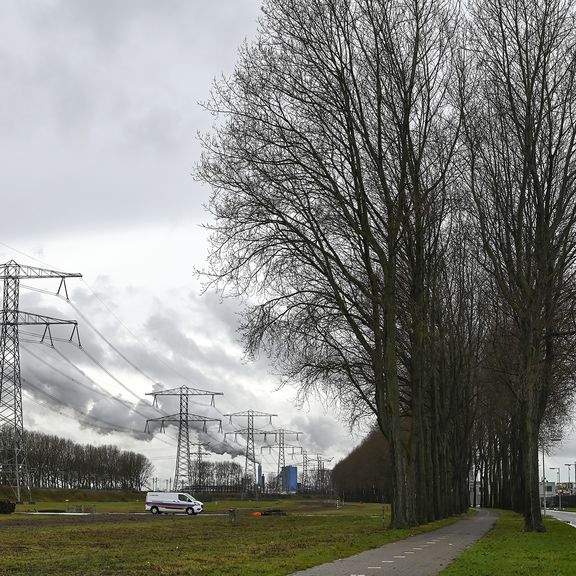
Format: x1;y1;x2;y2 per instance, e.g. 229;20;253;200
550;467;561;509
565;463;572;496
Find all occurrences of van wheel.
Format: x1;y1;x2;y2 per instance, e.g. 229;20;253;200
186;507;195;516
150;506;159;515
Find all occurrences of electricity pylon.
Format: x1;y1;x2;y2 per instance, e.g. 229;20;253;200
262;428;302;491
0;260;81;502
312;454;333;494
190;443;210;490
262;442;303;492
300;450;310;492
145;386;222;491
224;409;276;495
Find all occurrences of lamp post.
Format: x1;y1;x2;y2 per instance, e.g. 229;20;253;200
550;467;561;509
565;463;572;496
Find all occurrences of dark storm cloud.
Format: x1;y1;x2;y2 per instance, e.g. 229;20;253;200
21;350;151;439
18;280;271;451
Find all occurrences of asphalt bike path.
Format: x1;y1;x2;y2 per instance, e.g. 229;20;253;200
289;509;498;576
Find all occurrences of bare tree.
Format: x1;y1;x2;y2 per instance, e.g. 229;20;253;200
332;426;392;502
8;429;154;491
199;0;462;527
463;0;576;531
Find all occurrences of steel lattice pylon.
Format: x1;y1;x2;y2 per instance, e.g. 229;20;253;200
145;386;222;491
301;450;310;491
0;260;81;502
261;428;302;491
0;267;24;500
224;409;276;496
190;443;210;490
174;392;193;491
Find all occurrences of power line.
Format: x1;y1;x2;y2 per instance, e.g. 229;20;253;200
22;344;109;401
26;340;240;462
76;278;216;391
0;260;81;502
145;386;223;491
22;344;157;426
23;275;268;462
21;378;179;450
66;299;159;387
3;257;321;487
22;377;140;437
224;409;277;496
0;243;60;270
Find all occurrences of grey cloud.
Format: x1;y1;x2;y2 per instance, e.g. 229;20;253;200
18;282;284;453
0;0;355;475
0;0;261;241
291;413;353;457
124;108;186;154
188;290;244;343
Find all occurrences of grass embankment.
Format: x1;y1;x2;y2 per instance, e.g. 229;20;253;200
0;496;462;576
441;510;576;575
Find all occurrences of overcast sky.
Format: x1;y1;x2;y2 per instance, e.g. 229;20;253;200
1;1;574;489
0;0;362;485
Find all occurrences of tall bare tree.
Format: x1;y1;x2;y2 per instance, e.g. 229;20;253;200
463;0;576;531
199;0;462;527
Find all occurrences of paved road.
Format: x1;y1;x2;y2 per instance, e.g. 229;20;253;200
289;509;498;576
545;509;576;528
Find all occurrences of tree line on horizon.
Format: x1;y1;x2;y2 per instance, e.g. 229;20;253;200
332;428;392;503
0;427;152;492
198;0;576;531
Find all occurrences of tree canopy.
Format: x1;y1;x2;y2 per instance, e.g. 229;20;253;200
199;0;576;531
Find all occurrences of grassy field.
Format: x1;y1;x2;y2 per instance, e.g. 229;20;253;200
0;496;461;576
440;510;576;575
5;491;576;575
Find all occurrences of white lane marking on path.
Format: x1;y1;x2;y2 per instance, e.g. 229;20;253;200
393;555;406;558
382;561;394;563
413;547;423;550
403;551;415;554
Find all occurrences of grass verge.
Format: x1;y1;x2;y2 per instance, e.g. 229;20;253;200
440;510;576;575
0;500;462;576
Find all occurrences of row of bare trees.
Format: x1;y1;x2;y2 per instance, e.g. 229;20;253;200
332;427;392;502
0;428;152;491
462;0;576;531
184;460;245;492
198;0;576;531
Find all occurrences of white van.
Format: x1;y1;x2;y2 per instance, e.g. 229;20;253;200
145;492;204;515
